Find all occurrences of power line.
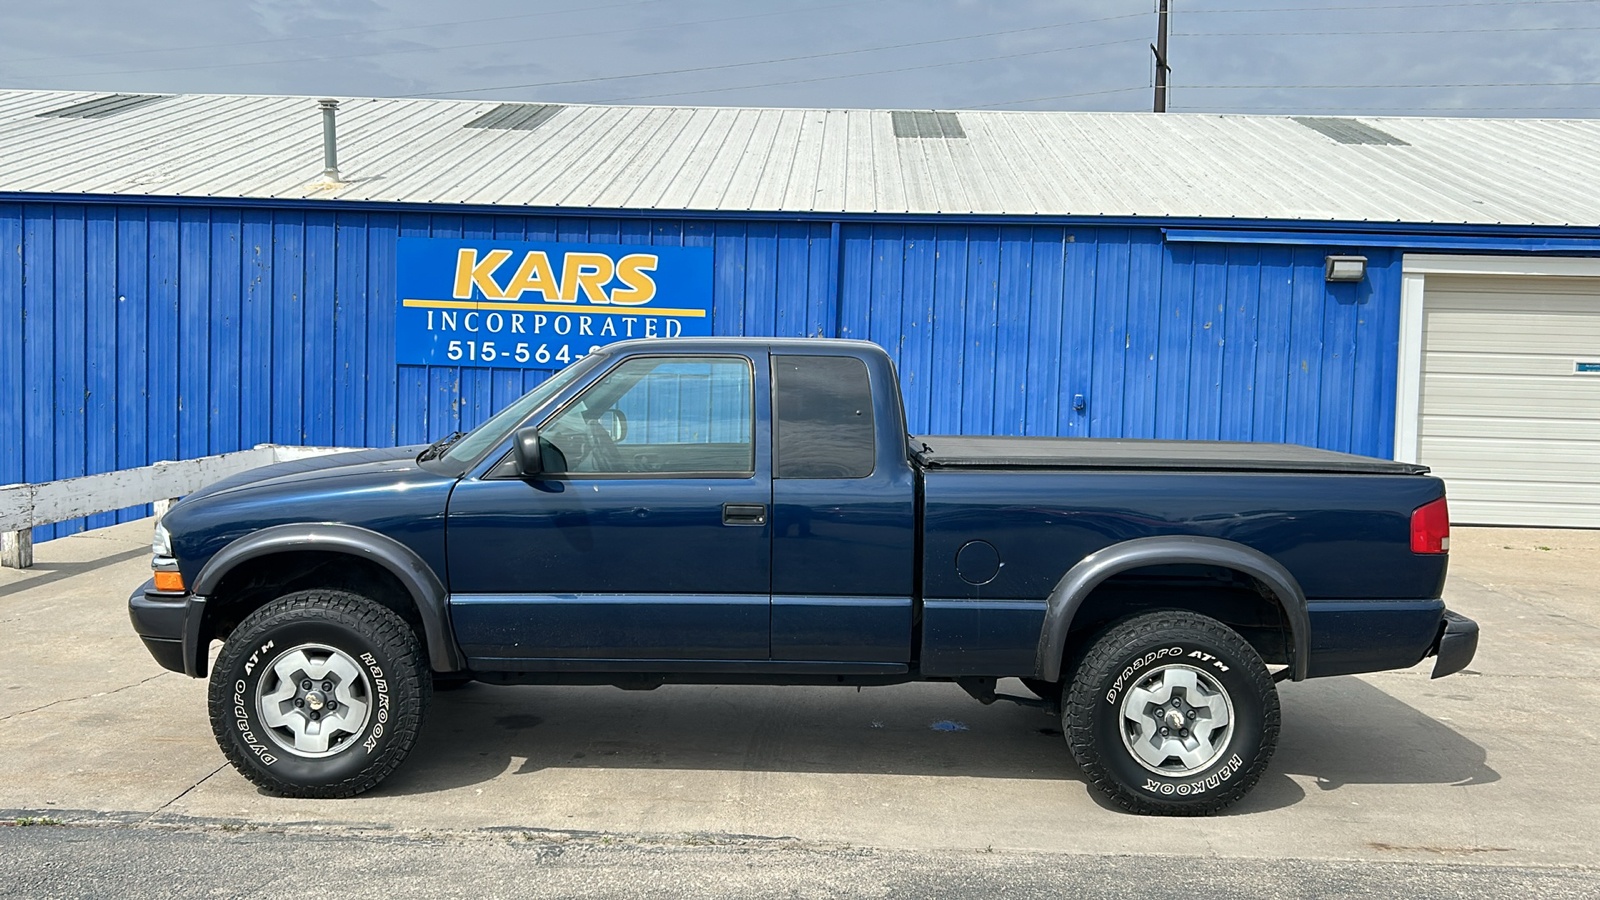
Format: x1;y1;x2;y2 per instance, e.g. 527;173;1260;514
413;12;1146;99
1178;24;1600;35
971;86;1148;109
1181;81;1600;88
1173;104;1599;111
16;0;889;82
585;37;1149;104
2;0;676;64
1185;0;1598;12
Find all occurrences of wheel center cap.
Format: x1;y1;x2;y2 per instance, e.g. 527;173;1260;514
305;691;326;711
1164;708;1185;730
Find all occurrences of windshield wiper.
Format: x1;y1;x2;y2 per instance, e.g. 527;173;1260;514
417;430;466;462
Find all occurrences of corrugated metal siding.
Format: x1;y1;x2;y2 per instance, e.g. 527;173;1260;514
2;90;1600;226
832;224;1399;446
2;200;1399;542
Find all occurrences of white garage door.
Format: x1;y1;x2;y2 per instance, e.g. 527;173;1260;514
1419;273;1600;526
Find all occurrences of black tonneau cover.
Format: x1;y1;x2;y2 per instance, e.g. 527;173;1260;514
910;436;1429;475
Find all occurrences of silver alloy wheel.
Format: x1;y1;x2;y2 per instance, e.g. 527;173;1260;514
255;642;373;758
1118;663;1235;776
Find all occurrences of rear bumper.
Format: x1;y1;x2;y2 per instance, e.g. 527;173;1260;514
1304;599;1479;679
127;579;209;678
1428;608;1479;679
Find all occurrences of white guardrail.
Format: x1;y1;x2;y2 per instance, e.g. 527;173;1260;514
0;444;354;569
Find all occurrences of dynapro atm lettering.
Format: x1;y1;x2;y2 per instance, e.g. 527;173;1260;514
395;238;714;369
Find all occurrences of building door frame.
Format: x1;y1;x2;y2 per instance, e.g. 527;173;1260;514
1394;253;1600;465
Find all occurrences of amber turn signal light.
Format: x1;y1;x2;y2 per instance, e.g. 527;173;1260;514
153;570;185;592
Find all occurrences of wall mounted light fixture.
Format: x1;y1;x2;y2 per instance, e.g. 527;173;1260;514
1325;255;1368;282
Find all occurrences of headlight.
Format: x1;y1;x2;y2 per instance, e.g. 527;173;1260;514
151;523;172;560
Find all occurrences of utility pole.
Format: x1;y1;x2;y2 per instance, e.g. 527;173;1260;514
1152;0;1171;113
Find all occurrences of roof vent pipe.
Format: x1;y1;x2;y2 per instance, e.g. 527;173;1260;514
318;98;340;181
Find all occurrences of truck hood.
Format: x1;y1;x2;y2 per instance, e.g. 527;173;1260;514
161;445;457;584
184;446;428;503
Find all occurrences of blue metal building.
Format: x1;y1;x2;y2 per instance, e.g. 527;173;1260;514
4;91;1600;537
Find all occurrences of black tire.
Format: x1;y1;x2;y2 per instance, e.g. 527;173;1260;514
207;589;431;798
1064;610;1279;816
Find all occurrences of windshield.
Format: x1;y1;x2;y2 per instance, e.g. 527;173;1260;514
434;352;609;468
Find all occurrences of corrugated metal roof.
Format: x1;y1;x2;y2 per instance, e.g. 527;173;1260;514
1;88;1597;226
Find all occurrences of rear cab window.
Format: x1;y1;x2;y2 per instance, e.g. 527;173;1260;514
773;355;875;479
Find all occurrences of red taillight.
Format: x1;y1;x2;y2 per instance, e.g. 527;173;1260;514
1411;497;1450;554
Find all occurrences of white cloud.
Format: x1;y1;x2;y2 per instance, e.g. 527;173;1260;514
0;0;1592;116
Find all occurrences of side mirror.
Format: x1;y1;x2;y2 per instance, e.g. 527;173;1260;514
512;426;543;477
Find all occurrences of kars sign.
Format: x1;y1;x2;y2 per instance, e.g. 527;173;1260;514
396;238;714;369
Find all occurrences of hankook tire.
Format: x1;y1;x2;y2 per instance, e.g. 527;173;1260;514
1064;610;1279;815
207;589;430;798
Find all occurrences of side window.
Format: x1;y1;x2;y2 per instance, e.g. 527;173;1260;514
773;355;875;479
541;356;754;475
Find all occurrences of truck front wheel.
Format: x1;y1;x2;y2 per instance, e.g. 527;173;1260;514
206;589;431;798
1064;610;1279;815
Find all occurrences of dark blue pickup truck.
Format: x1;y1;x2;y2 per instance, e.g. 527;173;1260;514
130;338;1478;815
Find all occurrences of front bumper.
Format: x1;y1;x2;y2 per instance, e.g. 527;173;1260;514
127;579;209;678
1428;608;1479;679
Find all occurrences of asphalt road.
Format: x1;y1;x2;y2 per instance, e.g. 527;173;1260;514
5;822;1599;900
3;519;1600;897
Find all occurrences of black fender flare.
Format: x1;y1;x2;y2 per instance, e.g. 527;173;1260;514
1034;535;1309;683
191;523;465;674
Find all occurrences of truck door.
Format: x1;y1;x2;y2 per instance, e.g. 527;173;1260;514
446;350;773;663
770;353;916;663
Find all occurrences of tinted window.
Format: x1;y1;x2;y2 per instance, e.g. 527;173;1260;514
773;355;875;479
542;356;754;475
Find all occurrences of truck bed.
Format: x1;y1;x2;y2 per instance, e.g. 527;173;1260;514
911;436;1428;476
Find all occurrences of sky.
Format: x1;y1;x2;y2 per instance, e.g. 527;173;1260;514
0;0;1596;117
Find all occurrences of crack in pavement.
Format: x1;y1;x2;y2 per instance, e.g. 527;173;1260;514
1414;672;1592;680
66;531;151;544
144;763;229;824
0;671;171;722
1451;578;1600;631
1365;671;1586;681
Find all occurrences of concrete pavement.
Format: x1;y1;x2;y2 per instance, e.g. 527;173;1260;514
2;519;1598;888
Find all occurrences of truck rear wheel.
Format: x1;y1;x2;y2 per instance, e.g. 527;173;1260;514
207;589;430;798
1064;610;1279;815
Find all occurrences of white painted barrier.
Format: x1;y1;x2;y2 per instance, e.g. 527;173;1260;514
0;444;355;568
